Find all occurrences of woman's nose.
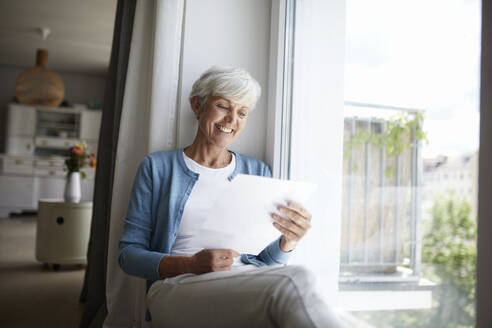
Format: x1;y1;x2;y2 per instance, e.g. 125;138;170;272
225;111;236;123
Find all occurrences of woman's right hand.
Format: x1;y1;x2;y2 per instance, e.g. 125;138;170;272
190;249;239;274
158;249;239;278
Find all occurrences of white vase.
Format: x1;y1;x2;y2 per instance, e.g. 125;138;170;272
64;172;81;203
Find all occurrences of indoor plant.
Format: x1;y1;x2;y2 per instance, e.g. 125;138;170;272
64;143;96;203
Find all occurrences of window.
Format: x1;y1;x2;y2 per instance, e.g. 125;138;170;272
275;0;481;326
338;0;480;326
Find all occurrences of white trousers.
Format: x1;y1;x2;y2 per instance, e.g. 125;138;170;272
147;265;343;328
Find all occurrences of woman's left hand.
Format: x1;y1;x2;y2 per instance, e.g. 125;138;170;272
271;201;312;252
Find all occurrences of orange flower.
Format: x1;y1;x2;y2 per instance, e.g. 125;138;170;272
66;144;91;176
72;147;83;155
72;148;83;155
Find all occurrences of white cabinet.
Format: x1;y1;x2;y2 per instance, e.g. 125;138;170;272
0;103;102;217
1;156;35;175
4;103;102;156
0;175;37;217
34;136;80;149
6;104;36;137
85;141;98;155
80;110;102;140
6;136;35;155
37;177;66;198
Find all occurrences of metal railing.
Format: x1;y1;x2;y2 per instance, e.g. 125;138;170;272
340;102;422;282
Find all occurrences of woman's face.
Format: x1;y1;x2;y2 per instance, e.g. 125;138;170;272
192;95;250;148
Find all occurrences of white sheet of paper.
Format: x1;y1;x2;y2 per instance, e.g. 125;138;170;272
200;174;317;254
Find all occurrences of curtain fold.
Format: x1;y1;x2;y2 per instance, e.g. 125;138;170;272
79;1;137;327
103;1;185;327
478;0;492;326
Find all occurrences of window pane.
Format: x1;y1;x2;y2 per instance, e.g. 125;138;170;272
340;1;480;327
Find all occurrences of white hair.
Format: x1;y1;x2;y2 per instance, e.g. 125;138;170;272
189;66;261;110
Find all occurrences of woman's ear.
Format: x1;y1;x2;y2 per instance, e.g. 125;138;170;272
191;96;202;119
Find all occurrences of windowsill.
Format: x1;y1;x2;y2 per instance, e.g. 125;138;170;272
339;266;420;284
337;268;435;311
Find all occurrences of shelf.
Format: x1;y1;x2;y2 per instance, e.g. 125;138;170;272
36;106;84;114
37;122;76;130
5;102;99;157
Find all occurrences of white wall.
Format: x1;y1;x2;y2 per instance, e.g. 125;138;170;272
177;0;271;161
0;65;106;152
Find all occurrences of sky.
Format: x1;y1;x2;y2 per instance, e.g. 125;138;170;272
344;0;481;158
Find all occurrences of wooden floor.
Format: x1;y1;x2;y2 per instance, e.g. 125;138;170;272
0;214;85;327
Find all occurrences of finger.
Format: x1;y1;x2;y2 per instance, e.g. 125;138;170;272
277;206;312;229
214;251;239;262
217;257;234;267
284;201;312;221
211;257;234;270
212;263;232;272
273;221;299;241
271;213;306;236
214;249;239;258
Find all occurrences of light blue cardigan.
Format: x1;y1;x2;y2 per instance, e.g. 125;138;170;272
118;148;291;286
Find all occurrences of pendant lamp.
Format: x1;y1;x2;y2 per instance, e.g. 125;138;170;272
15;47;65;107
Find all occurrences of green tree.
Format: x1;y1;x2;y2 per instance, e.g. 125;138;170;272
351;195;476;328
421;195;476;327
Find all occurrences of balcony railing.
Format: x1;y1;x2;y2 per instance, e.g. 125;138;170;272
340;101;423;283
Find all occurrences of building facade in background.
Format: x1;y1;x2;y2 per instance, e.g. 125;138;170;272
422;152;479;219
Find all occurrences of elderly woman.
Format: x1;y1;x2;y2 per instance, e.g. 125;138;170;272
118;66;341;327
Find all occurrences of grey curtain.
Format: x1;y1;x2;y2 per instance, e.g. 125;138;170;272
478;1;492;327
79;1;136;327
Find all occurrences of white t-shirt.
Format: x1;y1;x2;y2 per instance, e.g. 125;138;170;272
171;152;242;264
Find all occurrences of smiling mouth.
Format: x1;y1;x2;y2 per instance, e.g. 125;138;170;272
216;124;233;133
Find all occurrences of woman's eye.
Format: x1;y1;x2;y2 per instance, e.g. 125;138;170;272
217;104;229;110
239;112;247;118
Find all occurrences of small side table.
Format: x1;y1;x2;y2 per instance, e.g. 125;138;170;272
36;199;92;270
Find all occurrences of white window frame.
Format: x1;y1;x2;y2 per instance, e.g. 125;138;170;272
265;0;292;180
266;0;346;307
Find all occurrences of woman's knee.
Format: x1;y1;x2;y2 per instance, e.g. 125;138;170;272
278;265;316;288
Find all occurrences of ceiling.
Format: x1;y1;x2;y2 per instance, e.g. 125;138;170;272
0;0;117;76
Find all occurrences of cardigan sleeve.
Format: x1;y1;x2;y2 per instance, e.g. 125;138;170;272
118;156;166;281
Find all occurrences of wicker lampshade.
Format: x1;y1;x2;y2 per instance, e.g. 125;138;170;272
15;49;65;107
